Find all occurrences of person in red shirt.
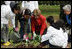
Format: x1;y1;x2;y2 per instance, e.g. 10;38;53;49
31;9;47;39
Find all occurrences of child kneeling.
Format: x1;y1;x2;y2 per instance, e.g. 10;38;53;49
41;16;68;48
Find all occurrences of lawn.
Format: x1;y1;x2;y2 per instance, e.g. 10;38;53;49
39;5;60;22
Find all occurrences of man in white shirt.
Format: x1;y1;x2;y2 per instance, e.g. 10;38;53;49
1;1;16;46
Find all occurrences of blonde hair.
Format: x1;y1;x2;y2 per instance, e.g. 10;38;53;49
33;9;41;16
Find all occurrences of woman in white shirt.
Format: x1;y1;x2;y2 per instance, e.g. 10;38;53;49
41;16;68;48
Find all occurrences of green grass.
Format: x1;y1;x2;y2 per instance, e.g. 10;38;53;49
39;5;60;21
39;5;60;12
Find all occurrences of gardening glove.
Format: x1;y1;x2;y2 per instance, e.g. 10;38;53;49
34;32;36;37
14;27;19;32
33;32;36;39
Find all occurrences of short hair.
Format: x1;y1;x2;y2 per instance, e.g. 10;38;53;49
52;19;65;32
11;2;20;13
33;9;41;16
63;4;71;12
24;9;31;16
46;16;54;25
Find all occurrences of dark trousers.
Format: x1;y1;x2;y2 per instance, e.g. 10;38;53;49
19;20;27;39
40;40;62;48
19;19;30;39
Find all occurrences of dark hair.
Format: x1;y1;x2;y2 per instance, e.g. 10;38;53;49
10;2;20;13
46;16;65;32
46;16;54;25
52;19;65;32
24;9;31;16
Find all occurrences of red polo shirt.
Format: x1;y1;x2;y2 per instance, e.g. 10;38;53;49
31;15;47;35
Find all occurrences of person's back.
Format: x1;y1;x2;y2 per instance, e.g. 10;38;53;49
48;26;68;48
41;16;68;48
49;20;68;48
41;26;68;48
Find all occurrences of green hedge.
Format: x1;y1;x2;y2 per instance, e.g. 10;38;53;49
39;5;60;17
38;1;71;5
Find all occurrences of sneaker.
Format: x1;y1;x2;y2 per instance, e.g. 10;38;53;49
3;41;11;46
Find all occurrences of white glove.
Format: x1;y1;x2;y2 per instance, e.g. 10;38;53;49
33;31;36;39
34;32;36;37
